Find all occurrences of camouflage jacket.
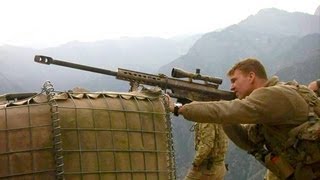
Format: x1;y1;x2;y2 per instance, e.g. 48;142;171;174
193;122;228;166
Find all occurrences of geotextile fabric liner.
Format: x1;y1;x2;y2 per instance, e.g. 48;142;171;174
0;91;175;180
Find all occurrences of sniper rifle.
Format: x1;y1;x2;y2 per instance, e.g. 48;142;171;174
34;55;235;104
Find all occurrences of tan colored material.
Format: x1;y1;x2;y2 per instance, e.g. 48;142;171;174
192;123;228;166
264;170;280;180
185;123;228;180
184;161;226;180
0;90;174;179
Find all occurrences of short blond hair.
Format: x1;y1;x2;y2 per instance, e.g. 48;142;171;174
227;58;267;79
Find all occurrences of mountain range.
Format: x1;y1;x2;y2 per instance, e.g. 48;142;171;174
0;35;201;93
0;6;319;180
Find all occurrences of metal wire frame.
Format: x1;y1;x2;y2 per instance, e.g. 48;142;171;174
0;105;55;179
58;92;176;179
161;94;177;180
43;81;64;180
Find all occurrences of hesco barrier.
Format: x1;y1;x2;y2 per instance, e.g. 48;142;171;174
0;86;176;180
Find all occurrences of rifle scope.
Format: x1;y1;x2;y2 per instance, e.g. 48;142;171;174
171;68;223;85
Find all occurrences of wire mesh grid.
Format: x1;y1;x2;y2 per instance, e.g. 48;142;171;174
0;91;176;180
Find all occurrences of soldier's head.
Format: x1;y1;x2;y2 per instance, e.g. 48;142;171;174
227;58;268;99
308;79;320;97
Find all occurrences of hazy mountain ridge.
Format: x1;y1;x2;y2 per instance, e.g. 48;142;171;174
159;25;302;89
315;5;320;16
159;9;319;87
238;8;320;36
41;37;182;70
274;33;320;71
275;50;320;83
0;36;200;93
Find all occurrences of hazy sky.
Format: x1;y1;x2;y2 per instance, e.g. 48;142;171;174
0;0;319;48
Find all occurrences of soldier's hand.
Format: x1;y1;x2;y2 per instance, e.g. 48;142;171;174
164;94;175;113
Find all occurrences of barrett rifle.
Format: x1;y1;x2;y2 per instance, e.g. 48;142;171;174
34;55;235;104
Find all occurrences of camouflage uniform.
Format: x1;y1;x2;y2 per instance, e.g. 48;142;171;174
185;123;228;180
180;77;320;179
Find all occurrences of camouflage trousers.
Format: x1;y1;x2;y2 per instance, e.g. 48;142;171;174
184;161;226;180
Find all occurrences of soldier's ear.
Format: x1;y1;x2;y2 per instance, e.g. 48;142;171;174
248;72;255;84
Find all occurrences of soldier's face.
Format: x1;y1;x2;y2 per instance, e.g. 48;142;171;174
308;81;319;91
229;69;254;99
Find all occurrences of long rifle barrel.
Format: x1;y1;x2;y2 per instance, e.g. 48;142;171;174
34;55;235;101
34;55;117;76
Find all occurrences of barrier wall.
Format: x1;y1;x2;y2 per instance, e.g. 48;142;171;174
0;90;175;180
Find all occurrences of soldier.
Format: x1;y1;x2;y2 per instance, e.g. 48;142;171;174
184;122;228;180
167;58;320;179
308;79;320;96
